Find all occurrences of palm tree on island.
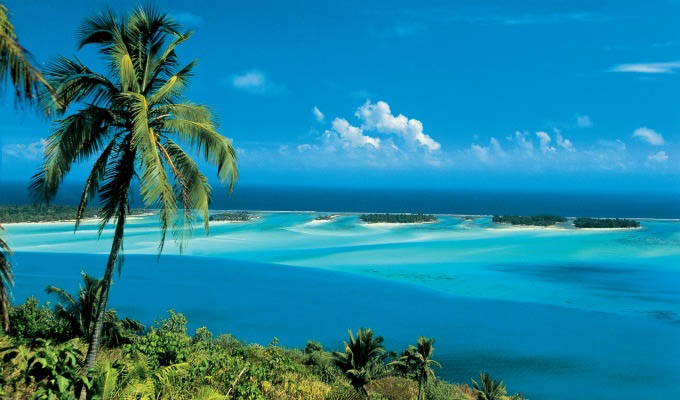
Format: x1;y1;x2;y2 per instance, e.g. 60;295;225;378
30;6;238;397
391;336;441;400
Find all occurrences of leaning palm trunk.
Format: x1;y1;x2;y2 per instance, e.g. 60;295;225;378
82;211;125;371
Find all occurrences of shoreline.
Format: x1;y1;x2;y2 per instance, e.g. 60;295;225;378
2;210;678;227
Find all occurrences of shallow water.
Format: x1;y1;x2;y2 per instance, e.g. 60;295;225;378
6;213;680;399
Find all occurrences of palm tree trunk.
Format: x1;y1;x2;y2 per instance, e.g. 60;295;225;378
78;214;126;400
418;377;423;400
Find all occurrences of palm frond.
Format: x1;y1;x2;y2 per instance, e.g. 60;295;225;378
41;56;117;111
30;105;114;203
123;92;177;250
163;138;212;233
0;5;55;104
161;115;238;192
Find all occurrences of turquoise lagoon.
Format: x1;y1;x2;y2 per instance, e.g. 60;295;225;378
6;213;680;399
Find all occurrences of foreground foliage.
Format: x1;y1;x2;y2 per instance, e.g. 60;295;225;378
1;303;528;399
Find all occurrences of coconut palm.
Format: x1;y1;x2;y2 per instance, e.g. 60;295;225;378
30;6;238;394
46;272;144;346
472;372;507;400
390;336;441;400
333;328;385;397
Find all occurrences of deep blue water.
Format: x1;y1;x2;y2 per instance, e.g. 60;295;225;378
11;251;680;400
2;181;680;218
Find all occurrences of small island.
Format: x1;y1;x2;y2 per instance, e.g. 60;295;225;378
573;217;640;228
359;213;437;224
315;214;336;221
208;211;253;222
492;215;567;227
0;204;147;223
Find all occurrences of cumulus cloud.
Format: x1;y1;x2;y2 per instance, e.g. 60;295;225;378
230;69;284;94
490;137;505;156
555;131;575;152
512;131;534;156
535;131;556;153
2;139;46;160
610;61;680;74
648;150;669;163
328;118;380;149
632;127;664;145
312;106;324;122
297;144;313;152
470;144;490;162
355;101;441;151
576;114;593;128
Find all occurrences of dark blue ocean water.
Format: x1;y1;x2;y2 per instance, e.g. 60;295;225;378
2;181;680;218
11;251;680;400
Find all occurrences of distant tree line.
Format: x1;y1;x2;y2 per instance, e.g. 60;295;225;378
0;205;146;224
360;213;438;224
315;215;335;221
573;218;640;228
492;215;567;226
208;211;252;222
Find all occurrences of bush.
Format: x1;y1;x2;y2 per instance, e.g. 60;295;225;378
366;376;418;399
124;310;192;368
7;297;67;342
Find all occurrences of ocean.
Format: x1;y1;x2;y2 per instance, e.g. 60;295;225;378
2;181;680;218
5;210;680;400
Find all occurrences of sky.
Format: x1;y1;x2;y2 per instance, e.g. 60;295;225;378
1;0;680;192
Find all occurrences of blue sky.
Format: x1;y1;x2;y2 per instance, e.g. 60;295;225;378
1;0;679;192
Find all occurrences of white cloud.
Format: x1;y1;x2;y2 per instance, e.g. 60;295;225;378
555;132;575;152
535;131;556;153
490;137;505;156
576;115;593;128
355;101;441;151
610;61;680;74
2;139;46;160
470;144;490;162
512;131;534;156
297;144;313;152
312;106;324;122
632;127;665;145
230;69;284;94
329;118;380;149
648;150;669;163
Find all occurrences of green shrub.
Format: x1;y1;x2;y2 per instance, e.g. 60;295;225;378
7;297;67;342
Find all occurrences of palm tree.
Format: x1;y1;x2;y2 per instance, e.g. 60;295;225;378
30;6;238;395
46;272;144;346
333;328;385;398
0;3;57;333
472;372;507;400
390;336;441;400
